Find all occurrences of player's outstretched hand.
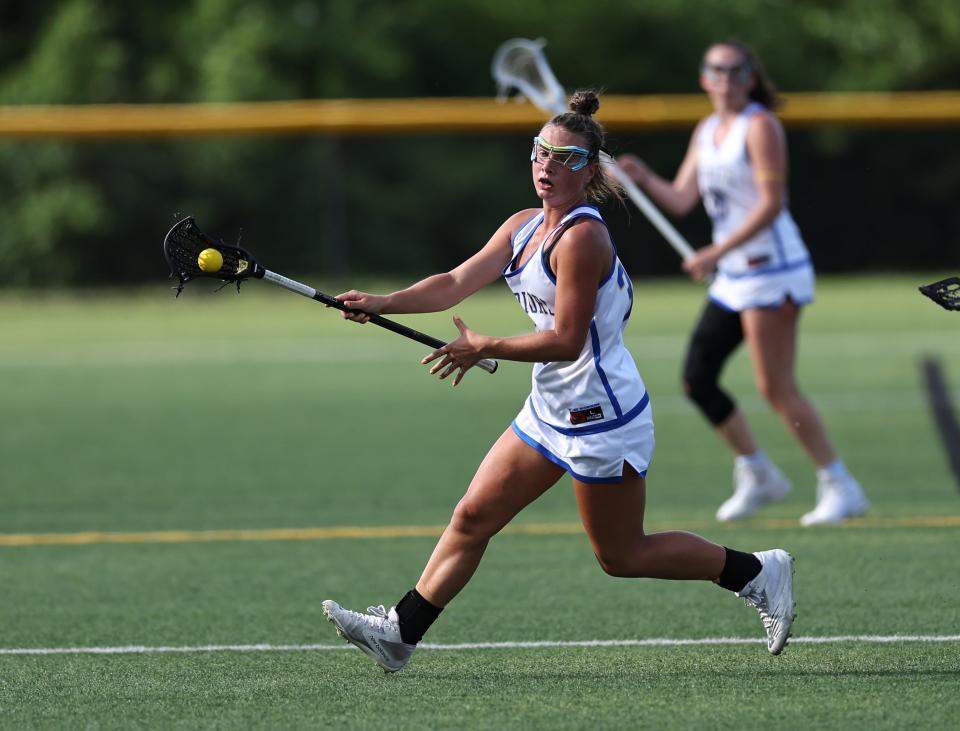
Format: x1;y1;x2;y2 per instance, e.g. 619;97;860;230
421;315;490;386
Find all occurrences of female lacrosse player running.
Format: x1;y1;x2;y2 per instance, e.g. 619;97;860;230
321;91;795;673
617;40;868;526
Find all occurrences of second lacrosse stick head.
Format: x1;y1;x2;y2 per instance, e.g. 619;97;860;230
491;37;567;114
919;276;960;311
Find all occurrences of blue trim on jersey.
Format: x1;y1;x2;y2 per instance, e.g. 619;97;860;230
617;263;634;322
515;212;543;241
573;204;602;216
598;226;620;288
717;257;812;280
541;238;557;285
511;421;643;483
503;215;544;279
539;207;607;286
531;392;650;437
598;255;617;288
590;321;622;417
504;254;533;279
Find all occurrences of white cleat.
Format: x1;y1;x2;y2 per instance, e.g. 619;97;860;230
716;459;792;521
800;474;869;526
322;600;415;673
738;549;796;655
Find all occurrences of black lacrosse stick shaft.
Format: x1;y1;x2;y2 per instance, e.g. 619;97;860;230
306;286;450;350
258;270;499;374
258;268;449;346
322;296;445;348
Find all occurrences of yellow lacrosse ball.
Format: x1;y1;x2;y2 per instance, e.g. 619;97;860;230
197;248;224;273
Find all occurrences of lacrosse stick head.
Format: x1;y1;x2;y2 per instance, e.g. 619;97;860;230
919;276;960;311
163;216;262;295
491;37;568;116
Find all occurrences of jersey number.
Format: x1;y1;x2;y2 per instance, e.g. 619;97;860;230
704;188;729;223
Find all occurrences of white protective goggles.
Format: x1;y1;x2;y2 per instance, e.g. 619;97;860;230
530;136;594;171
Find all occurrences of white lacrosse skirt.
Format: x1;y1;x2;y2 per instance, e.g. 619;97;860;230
511;395;656;484
707;262;815;312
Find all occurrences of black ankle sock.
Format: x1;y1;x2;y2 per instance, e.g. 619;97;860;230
394;588;443;645
716;547;762;593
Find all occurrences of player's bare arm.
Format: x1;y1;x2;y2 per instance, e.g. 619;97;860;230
618;121;703;218
336;210;531;321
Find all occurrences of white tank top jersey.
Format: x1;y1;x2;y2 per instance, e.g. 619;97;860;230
696;102;812;282
502;206;649;437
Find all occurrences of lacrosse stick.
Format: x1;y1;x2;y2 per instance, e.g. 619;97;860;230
492;37;696;261
919;276;960;312
163;216;498;374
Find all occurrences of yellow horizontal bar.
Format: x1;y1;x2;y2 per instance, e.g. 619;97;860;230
779;90;960;126
1;91;959;139
1;515;957;547
602;91;960;128
0;98;543;138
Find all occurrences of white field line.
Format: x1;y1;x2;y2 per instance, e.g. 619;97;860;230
2;635;959;656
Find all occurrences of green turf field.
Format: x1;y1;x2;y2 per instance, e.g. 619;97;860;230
1;275;958;729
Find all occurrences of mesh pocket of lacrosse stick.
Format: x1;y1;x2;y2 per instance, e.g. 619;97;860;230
919;276;960;311
491;37;567;113
163;216;260;295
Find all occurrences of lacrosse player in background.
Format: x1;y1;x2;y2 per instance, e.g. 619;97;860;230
321;90;795;673
618;39;868;526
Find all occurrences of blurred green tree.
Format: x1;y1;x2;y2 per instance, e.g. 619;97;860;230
0;0;957;285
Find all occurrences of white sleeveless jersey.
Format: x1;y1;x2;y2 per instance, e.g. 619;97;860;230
697;102;811;279
503;206;649;436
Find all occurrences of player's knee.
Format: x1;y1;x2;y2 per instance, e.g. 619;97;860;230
757;383;781;408
682;354;715;402
449;498;498;541
756;378;796;410
754;372;777;403
594;553;626;577
683;365;735;426
592;549;638;578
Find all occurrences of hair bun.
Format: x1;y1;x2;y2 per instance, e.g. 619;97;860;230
568;90;600;116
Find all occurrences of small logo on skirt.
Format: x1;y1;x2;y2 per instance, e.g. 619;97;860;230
569;404;604;425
